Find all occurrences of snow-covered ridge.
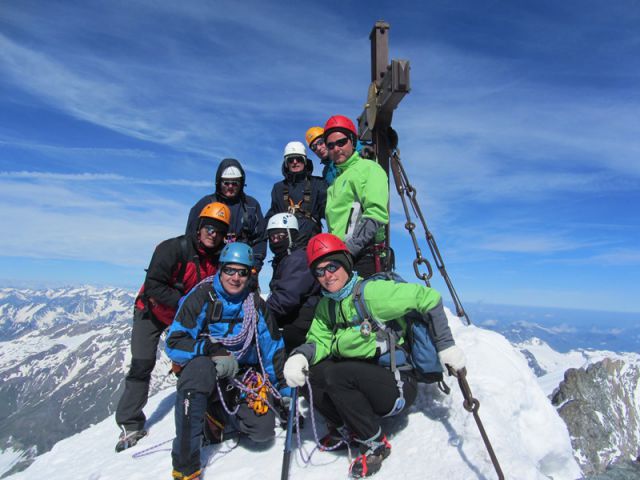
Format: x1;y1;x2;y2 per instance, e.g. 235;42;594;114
7;310;583;480
0;286;173;478
0;286;134;340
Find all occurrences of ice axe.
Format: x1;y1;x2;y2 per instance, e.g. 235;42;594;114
280;387;298;480
448;366;505;480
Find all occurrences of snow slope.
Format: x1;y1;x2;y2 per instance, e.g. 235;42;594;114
8;312;582;479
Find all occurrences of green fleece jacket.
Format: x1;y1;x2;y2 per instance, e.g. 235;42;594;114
304;278;446;365
325;151;389;243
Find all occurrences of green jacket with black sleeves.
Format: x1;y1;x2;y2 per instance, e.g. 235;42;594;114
295;277;454;365
325;151;389;257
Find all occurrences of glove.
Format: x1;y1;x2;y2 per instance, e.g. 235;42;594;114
280;396;292;410
438;345;466;373
202;338;226;356
283;354;308;387
211;353;239;379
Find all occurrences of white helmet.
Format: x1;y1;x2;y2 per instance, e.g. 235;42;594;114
267;213;298;254
221;166;243;178
267;213;298;231
283;141;307;159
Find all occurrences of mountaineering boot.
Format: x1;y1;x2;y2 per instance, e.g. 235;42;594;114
349;433;391;478
115;426;148;452
171;469;201;480
320;424;355;451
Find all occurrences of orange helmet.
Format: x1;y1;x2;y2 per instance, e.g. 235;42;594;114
199;202;231;225
305;126;324;147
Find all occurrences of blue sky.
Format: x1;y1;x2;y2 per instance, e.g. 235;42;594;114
1;0;639;313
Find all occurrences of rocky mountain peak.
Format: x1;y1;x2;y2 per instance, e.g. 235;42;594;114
551;358;640;476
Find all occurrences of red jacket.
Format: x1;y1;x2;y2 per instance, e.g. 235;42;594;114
135;235;219;325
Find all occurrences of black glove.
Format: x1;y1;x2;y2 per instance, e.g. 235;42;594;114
202;338;226;357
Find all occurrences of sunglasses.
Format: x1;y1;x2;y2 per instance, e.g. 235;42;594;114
269;232;287;242
310;138;325;152
222;180;241;187
286;156;305;164
326;137;350;151
204;225;222;235
221;266;250;277
312;261;342;278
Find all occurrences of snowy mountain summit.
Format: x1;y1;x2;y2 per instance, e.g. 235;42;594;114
8;309;582;480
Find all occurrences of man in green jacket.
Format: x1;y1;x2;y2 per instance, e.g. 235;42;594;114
322;115;389;278
283;233;466;479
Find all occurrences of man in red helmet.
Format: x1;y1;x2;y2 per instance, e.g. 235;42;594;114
322;115;389;278
283;233;466;478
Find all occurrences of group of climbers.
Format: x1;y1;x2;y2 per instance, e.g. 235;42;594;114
113;115;466;480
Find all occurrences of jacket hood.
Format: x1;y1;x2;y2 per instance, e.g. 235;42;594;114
215;158;246;192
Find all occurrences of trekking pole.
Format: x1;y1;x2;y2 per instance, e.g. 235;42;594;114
448;367;504;480
280;387;298;480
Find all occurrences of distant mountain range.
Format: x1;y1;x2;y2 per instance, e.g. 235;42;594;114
456;301;640;353
0;287;174;477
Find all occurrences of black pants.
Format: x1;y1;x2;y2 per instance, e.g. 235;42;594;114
308;359;417;441
115;308;167;430
172;356;276;476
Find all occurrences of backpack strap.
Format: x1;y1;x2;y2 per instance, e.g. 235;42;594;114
352;274;407;417
301;177;313;220
173;236;192;293
283;183;289;209
203;286;223;332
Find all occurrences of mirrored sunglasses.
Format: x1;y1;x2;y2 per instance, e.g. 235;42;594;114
221;266;250;277
312;262;342;278
222;180;241;187
286;156;305;164
204;225;222;235
310;138;325;152
326;137;350;151
269;232;288;242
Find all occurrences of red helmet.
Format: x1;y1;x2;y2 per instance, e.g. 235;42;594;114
323;115;357;139
306;233;350;267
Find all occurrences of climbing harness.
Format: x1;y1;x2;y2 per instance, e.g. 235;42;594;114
203;292;284;420
283;179;320;230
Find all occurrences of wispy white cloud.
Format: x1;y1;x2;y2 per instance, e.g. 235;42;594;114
478;233;590;254
0;1;365;162
1;1;638;310
0;139;157;159
481;319;498;327
0;170;209;187
0;176;189;266
577;249;640;267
